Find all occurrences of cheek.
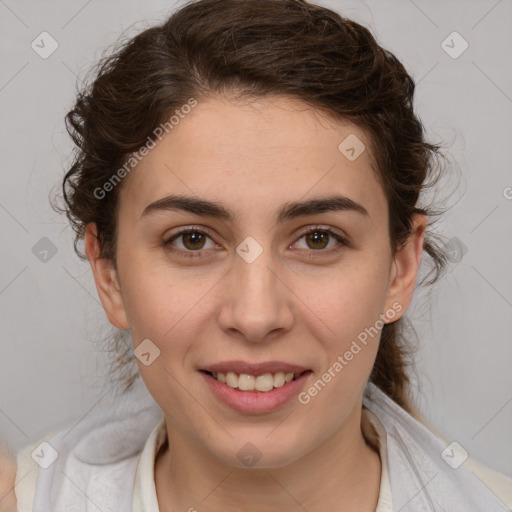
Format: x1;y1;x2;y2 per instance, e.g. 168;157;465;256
119;261;214;381
297;273;388;416
118;253;190;338
298;262;392;398
122;269;207;423
121;280;172;341
303;257;391;340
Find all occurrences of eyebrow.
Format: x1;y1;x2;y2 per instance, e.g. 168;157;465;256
140;194;369;223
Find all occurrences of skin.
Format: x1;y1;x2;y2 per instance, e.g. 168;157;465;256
86;94;426;511
0;446;16;512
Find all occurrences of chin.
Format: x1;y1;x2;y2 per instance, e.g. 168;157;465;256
209;431;307;470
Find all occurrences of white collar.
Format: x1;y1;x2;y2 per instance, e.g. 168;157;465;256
23;379;511;512
131;402;394;511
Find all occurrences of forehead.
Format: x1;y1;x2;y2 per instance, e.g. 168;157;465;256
118;95;386;221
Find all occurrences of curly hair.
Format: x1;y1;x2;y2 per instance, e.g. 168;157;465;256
53;0;451;414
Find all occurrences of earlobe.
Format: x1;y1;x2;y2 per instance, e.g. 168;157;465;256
384;214;427;317
85;223;129;330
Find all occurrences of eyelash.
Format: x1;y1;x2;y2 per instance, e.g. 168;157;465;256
163;225;348;259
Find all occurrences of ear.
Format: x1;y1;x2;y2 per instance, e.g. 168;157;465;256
384;214;427;319
85;223;129;330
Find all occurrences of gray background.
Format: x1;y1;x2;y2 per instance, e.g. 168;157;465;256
0;0;511;475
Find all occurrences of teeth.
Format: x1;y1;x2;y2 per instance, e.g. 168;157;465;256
213;371;299;392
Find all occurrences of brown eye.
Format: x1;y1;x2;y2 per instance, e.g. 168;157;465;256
305;230;330;250
180;231;207;250
294;227;348;255
163;228;217;258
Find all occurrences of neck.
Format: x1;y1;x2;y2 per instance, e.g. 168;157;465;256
155;404;381;512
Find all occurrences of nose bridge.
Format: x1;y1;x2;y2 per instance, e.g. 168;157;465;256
218;237;293;341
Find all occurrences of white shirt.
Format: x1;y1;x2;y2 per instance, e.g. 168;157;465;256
131;406;394;511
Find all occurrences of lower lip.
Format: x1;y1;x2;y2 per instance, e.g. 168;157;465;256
199;371;312;414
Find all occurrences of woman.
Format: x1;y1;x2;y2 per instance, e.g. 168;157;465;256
14;0;512;510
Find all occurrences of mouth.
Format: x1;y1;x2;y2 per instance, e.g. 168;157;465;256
198;363;313;414
199;369;311;393
199;360;312;392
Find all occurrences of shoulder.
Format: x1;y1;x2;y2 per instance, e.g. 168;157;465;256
14;427;150;512
15;427;162;509
14;436;54;512
363;382;512;510
14;381;164;511
410;405;512;508
408;401;512;507
465;456;512;509
0;444;17;512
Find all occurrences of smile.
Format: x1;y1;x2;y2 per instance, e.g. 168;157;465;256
205;370;305;392
199;365;313;414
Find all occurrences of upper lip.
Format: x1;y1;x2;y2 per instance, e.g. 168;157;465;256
200;361;311;377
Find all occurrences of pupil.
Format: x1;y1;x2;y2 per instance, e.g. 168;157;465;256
308;231;328;249
184;232;205;250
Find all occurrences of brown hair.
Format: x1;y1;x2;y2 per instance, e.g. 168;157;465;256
53;0;450;414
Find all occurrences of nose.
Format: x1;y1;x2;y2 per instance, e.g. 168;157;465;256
217;246;294;343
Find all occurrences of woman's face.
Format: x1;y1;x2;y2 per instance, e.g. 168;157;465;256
87;94;425;468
